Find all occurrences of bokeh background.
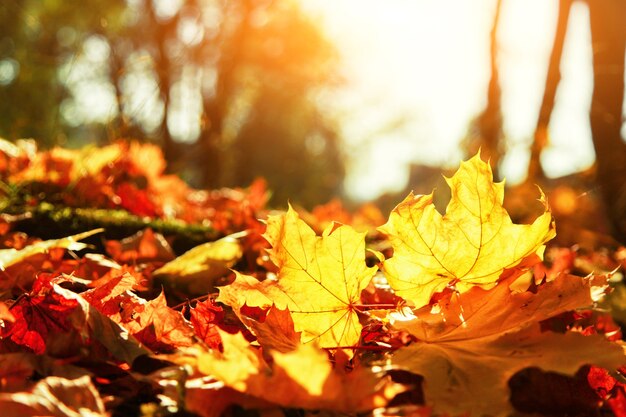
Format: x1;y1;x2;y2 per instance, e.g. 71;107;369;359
1;0;625;240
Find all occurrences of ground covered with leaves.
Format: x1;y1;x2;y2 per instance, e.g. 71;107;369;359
1;139;626;417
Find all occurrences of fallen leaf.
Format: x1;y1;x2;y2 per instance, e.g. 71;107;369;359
155;234;243;295
0;353;89;392
193;330;402;413
130;292;195;351
105;228;175;264
1;275;80;355
218;206;376;350
379;153;555;308
188;298;230;350
246;305;302;353
392;325;623;417
54;283;151;364
391;273;604;342
82;276;194;352
389;274;625;416
0;375;107;417
0;229;103;297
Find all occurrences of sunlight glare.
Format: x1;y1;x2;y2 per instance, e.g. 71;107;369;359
301;0;594;200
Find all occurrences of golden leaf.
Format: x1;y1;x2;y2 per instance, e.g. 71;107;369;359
155;235;243;295
193;329;402;413
379;153;555;307
218;206;376;349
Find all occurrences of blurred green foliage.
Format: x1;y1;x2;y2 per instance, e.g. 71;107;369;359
0;0;344;207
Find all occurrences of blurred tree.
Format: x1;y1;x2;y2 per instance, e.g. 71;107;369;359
587;0;626;240
0;0;125;145
527;0;573;183
0;0;345;207
527;0;626;240
466;0;504;177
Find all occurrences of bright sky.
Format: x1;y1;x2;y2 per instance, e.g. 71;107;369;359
300;0;595;201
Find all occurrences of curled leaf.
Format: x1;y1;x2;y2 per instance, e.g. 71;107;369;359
0;229;103;271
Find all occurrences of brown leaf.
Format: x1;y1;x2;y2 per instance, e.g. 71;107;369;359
392;273;605;342
392;325;624;417
0;375;107;417
82;272;194;351
389;274;625;416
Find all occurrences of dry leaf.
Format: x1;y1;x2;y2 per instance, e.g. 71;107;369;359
218;206;376;350
392;325;623;417
155;235;243;295
246;305;302;353
389;273;624;416
82;276;194;352
193;330;402;413
391;273;605;342
0;229;104;299
0;375;107;417
379;153;555;308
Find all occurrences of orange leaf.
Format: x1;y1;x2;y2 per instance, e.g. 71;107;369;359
390;274;625;416
191;330;403;413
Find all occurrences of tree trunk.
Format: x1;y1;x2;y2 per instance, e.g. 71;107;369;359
473;0;504;176
528;0;573;183
146;0;178;165
199;0;253;188
587;0;626;242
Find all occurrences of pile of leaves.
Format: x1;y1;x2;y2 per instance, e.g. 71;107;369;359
1;141;626;417
0;139;268;237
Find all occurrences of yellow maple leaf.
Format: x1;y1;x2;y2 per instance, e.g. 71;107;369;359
218;206;376;349
379;153;555;307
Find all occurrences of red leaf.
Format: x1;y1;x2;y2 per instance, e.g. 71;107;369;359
188;299;226;350
587;366;616;399
105;228;175;264
115;182;160;218
608;388;626;417
83;275;193;352
2;276;78;354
